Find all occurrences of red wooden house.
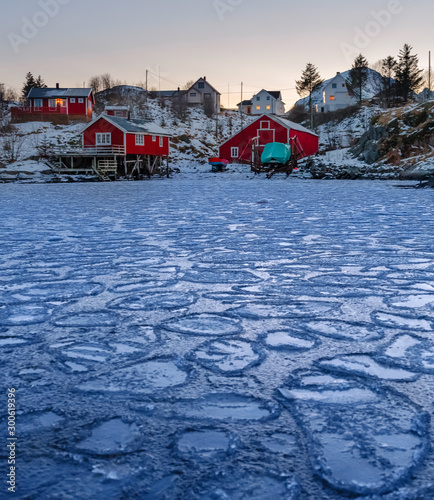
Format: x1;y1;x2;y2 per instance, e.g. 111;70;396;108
11;85;94;123
219;115;319;163
82;114;171;157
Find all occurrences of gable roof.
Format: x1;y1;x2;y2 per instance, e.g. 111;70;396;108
254;89;283;101
28;87;93;99
324;73;347;89
82;114;172;137
186;77;221;96
219;114;318;146
237;100;253;106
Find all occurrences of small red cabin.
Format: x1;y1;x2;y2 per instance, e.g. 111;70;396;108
11;86;94;123
82;115;171;157
105;106;129;118
219;114;319;163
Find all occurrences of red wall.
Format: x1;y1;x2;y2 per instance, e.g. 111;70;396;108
83;117;124;147
30;97;91;117
219;116;318;163
126;134;169;156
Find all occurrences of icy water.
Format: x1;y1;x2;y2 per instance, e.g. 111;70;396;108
1;178;434;499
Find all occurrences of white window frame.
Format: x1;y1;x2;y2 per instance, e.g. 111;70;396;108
231;147;239;158
34;99;43;109
152;136;157;142
260;121;270;129
190;92;197;97
70;98;76;103
135;134;145;146
159;136;163;147
48;99;56;110
96;133;111;145
78;98;84;103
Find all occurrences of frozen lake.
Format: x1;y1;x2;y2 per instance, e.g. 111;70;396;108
1;177;434;499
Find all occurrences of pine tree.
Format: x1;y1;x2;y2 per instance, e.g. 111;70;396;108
381;56;397;108
347;54;369;104
395;44;423;102
296;63;323;115
22;72;36;100
34;75;47;89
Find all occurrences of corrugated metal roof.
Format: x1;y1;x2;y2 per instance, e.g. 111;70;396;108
273;116;319;137
28;88;92;98
103;115;172;136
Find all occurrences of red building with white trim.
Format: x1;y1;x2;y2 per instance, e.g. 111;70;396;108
11;85;94;123
82;114;171;157
219;115;319;163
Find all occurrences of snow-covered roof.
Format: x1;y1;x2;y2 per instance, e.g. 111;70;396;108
105;106;129;111
83;114;172;137
272;116;319;137
28;88;93;99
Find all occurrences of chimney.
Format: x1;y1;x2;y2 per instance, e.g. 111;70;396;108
204;76;206;81
56;83;59;89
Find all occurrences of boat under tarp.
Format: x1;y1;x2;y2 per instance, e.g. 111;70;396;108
261;142;291;166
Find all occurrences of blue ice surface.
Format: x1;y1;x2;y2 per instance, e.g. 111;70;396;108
1;178;434;499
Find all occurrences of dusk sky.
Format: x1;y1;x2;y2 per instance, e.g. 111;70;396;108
1;0;433;108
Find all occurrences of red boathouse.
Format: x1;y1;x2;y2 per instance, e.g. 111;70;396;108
82;114;171;157
219;114;319;163
11;86;94;123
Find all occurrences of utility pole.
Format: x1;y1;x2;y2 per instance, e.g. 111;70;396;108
145;69;148;105
240;81;243;131
429;51;432;96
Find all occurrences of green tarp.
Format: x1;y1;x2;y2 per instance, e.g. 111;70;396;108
261;143;291;165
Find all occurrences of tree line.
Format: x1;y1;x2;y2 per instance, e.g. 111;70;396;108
296;43;426;114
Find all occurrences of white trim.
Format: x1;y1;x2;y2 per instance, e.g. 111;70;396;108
70;98;76;103
231;147;239;158
135;134;145;146
159;136;163;147
96;133;111;145
258;128;275;146
78;98;84;103
81;114;172;137
260;120;270;129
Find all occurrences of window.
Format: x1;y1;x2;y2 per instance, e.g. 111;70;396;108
342;84;345;87
70;98;76;103
79;98;84;103
96;133;111;145
204;93;211;100
256;105;261;110
190;92;197;97
88;100;92;109
152;136;157;142
48;99;56;109
159;136;163;147
135;135;144;146
266;105;271;110
198;82;205;89
267;96;271;101
332;83;337;89
260;121;270;129
330;96;335;101
256;96;260;101
34;99;43;109
231;147;239;158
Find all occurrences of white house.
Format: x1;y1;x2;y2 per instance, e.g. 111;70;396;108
316;72;357;113
184;77;221;111
238;90;285;116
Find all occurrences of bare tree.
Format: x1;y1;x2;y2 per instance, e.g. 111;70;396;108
1;127;26;163
88;75;102;93
203;98;215;118
100;73;113;90
183;80;195;90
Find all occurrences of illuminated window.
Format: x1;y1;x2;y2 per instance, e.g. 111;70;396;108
330;96;335;101
345;94;348;98
256;105;261;110
266;105;271;110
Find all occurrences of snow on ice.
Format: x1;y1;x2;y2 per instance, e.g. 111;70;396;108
1;178;434;499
